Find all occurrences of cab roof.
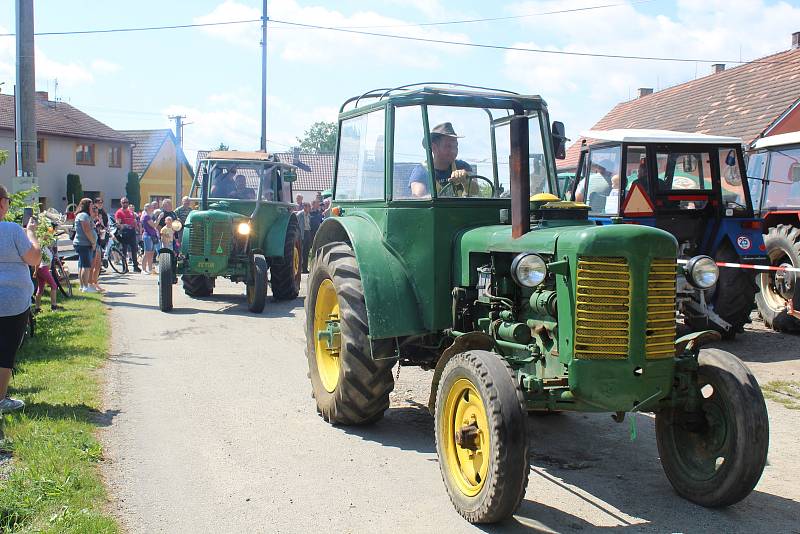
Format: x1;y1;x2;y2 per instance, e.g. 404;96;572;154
581;129;743;145
205;150;274;161
752;131;800;150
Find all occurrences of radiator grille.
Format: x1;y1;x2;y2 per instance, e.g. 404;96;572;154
189;221;205;256
210;222;232;256
646;259;677;359
574;257;630;360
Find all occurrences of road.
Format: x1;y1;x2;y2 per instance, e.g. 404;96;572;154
100;273;800;533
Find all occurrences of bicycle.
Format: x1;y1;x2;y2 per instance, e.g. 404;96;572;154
108;233;129;274
50;240;74;298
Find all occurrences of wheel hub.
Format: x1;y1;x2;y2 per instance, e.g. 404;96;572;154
314;279;341;393
455;420;480;451
775;263;795;300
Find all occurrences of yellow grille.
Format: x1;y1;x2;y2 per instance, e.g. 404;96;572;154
647;259;677;359
189;222;205;256
574;257;630;359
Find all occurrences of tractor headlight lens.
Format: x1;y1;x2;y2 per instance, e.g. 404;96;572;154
511;253;548;288
687;255;718;289
237;222;251;236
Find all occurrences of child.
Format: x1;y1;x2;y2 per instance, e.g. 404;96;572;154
160;216;175;251
35;246;60;312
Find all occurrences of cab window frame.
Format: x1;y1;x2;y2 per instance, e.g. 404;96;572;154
333;104;388;203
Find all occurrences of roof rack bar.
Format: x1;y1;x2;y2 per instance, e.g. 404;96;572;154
378;82;520;99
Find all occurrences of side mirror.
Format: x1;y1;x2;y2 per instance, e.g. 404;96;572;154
283;169;298;183
551;121;567;160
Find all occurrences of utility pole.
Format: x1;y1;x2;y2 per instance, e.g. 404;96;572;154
15;0;37;192
169;114;186;202
260;0;268;152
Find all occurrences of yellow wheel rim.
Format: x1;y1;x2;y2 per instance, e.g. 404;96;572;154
314;278;341;393
293;242;301;277
442;378;490;497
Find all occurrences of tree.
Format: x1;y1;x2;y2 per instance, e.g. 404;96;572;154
297;121;337;153
216;142;229;151
126;172;141;209
66;174;83;205
0;149;7;165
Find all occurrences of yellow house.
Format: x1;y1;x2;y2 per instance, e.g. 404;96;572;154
122;129;193;206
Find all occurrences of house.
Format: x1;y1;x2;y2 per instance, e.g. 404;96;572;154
193;150;334;202
123;129;193;207
0;91;133;210
561;31;800;170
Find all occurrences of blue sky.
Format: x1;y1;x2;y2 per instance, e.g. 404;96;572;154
1;0;799;165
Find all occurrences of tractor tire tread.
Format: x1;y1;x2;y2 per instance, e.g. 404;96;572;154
271;215;302;301
755;224;800;332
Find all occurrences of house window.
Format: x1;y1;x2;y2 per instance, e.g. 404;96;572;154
76;143;95;165
108;146;122;168
37;139;46;163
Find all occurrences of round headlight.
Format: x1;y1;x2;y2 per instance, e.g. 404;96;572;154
686;255;719;289
511;253;548;287
237;222;251;236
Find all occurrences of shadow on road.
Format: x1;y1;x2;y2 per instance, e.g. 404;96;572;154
106;293;304;318
340;405;436;454
16;402;121;428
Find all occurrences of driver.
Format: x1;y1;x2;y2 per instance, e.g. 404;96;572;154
409;122;473;197
231;174;255;199
210;168;237;197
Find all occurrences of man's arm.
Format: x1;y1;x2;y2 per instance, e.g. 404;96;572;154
408;165;430;198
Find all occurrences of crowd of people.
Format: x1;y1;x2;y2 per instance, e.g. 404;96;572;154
293;192;330;274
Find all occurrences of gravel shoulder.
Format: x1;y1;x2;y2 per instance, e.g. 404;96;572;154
100;274;800;533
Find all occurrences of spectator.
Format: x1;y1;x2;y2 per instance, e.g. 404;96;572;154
296;202;313;273
310;199;323;236
140;203;160;274
35;244;60;312
89;204;105;292
74;198;99;292
114;197;141;272
156;199;178;229
160;217;176;251
295;194;304;212
175;196;193;225
95;197;110;268
321;198;332;218
0;184;41;413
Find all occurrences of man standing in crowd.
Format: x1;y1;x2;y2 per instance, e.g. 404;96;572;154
156;199;178;229
296;202;313;273
175;196;193;225
310;199;323;238
114;197;141;272
295;194;304;212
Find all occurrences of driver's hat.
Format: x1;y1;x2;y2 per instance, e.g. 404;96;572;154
430;122;463;139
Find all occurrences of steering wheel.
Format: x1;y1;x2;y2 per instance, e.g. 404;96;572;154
439;175;496;198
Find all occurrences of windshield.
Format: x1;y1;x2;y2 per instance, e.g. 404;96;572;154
392;105;553;200
195;161;284;202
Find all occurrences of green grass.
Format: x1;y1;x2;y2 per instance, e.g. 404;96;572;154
0;293;118;533
763;380;800;410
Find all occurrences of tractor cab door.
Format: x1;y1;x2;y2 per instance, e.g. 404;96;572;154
573;143;623;219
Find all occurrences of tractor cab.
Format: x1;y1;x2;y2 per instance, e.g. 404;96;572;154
569;129;766;337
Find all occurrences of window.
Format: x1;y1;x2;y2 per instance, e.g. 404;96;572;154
494;113;550;199
718;149;747;211
76;143;95;165
108;146;122;168
335;109;386;200
747;151;768;212
37;139;46;163
392;106;429;200
576;145;621;213
655;150;713;210
764;147;800;210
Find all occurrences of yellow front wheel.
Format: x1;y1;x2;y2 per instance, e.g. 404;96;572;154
435;350;529;524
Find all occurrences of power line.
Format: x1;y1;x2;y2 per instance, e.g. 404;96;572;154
269;19;799;65
0;19;260;37
337;0;655;29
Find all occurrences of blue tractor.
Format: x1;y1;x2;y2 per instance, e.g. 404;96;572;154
567;129;766;339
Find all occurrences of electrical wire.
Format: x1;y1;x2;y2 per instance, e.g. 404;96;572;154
0;19;261;37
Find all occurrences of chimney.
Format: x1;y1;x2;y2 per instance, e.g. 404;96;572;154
793;31;800;49
712;63;725;74
35;91;48;101
637;88;653;98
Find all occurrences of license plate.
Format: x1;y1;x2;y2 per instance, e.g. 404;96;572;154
196;261;215;270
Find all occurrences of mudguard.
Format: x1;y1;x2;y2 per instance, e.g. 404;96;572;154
261;210;292;258
311;216;425;340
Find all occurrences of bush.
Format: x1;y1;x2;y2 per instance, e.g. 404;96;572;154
66;174;82;205
125;172;140;209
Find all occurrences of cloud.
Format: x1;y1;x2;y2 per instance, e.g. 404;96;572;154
503;0;800;139
194;0;470;68
91;59;121;74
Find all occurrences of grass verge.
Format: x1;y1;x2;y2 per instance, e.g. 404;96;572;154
763;380;800;410
0;293;118;533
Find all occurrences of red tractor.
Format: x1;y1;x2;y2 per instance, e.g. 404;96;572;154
748;131;800;331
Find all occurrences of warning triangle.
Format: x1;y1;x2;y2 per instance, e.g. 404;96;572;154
622;182;654;217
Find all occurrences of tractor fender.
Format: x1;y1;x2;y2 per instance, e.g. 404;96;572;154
261;210;293;258
427;332;495;415
311;216;425;340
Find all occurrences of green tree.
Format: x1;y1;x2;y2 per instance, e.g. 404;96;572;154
0;148;8;165
125;172;141;209
66;173;83;205
297;121;337;153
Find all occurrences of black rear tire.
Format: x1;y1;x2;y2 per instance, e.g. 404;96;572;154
306;242;396;425
182;274;215;298
271;215;302;301
52;261;73;298
158;252;173;312
755;224;800;332
108;247;127;274
655;348;768;507
435;350;529;523
246;254;267;313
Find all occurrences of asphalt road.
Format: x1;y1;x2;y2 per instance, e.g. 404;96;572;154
101;273;800;533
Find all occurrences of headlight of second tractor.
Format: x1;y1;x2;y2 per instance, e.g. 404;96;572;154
686;255;719;288
511;253;548;288
237;222;252;236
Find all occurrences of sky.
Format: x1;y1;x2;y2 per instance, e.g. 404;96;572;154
1;0;799;166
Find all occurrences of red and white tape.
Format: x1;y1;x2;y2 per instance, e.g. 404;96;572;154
677;258;800;273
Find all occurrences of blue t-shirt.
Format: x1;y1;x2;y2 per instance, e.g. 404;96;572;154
72;212;96;247
408;159;472;193
0;221;34;317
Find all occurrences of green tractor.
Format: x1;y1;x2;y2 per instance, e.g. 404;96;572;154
158;150;302;313
304;85;769;523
